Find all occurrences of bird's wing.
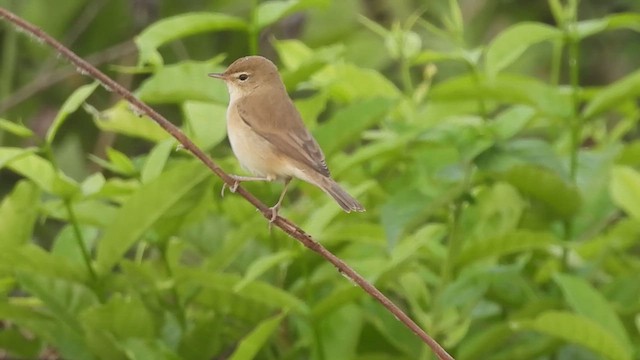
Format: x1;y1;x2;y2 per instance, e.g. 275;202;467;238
236;90;330;177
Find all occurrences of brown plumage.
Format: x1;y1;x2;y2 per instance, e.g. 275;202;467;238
209;56;364;221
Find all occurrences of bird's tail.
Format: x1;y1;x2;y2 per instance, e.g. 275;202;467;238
318;177;365;213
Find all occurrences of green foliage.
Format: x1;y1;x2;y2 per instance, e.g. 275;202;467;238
2;0;640;359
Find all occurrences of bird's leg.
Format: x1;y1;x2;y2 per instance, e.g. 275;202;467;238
221;175;271;197
268;178;292;227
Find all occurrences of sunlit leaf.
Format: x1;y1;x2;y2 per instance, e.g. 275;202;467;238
610;165;640;220
137;60;228;104
135;13;247;67
583;69;640;120
46;82;99;145
517;311;632;360
228;312;287;360
0;180;40;248
94;101;169;142
555;274;632;350
485;22;561;78
95;161;211;273
181;101;228;150
0;118;33;138
456;230;560;266
256;0;330;30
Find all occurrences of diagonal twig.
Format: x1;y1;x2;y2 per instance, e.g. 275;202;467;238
0;7;454;360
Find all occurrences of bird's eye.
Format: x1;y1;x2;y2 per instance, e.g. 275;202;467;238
238;73;249;81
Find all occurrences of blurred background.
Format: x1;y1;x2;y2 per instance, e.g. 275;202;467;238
1;1;640;359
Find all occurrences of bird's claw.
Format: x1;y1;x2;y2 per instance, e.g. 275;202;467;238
221;179;240;197
267;205;279;231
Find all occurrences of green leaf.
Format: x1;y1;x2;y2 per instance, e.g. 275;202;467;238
554;274;632;350
228;312;287;360
610;165;640;220
0;118;34;138
311;63;401;103
503;165;581;219
489;105;535;140
176;269;308;315
140;139;174;183
234;251;295;292
0;147;78;197
431;74;572;119
120;339;181;360
0;180;40;248
81;294;156;360
95;161;211;273
583;69;640;120
272;39;314;70
517;311;632;360
46;82;99;145
0;244;86;282
93;101;169;142
314;98;394;156
256;0;329;30
456;230;560;266
181;101;228;150
135;13;247;67
106;147;137;176
485;22;561;78
16;272;99;332
137;60;228;104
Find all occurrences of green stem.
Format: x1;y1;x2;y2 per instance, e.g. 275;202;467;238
43;144;97;280
568;33;580;181
550;40;562;86
400;58;414;96
65;199;98;281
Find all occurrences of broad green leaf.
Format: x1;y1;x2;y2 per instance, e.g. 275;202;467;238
46;82;99;145
431;74;572;119
456;230;560;266
311;63;401;103
81;172;106;196
234;250;295;292
517;311;632;360
106;147;137;176
457;323;511;360
575;13;640;39
140;139;174;183
16;272;99;332
41;199;118;228
0;147;78;197
81;294;156;360
0;244;85;282
504;164;581;219
135;13;247;67
316;304;362;359
176;269;308;315
137;60;228;104
0;180;40;247
181;101;227;150
489;105;535;140
610;166;640;220
0;327;41;359
228;312;287;360
0;118;33;137
583;69;640;120
485;22;561;78
94;101;169;142
256;0;329;29
314;98;394;155
272;39;314;70
120;339;181;360
555;274;631;350
95;161;211;273
0;302;94;360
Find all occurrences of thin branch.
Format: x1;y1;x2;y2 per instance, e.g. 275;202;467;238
0;8;454;360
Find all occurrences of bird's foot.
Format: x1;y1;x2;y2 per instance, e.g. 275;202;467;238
221;176;240;197
267;204;280;231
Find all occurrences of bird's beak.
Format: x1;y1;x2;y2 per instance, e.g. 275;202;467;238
208;72;225;80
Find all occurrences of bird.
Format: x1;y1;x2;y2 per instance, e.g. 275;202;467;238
208;55;365;223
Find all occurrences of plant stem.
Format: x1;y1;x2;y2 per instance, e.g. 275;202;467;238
248;0;259;55
65;199;98;281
